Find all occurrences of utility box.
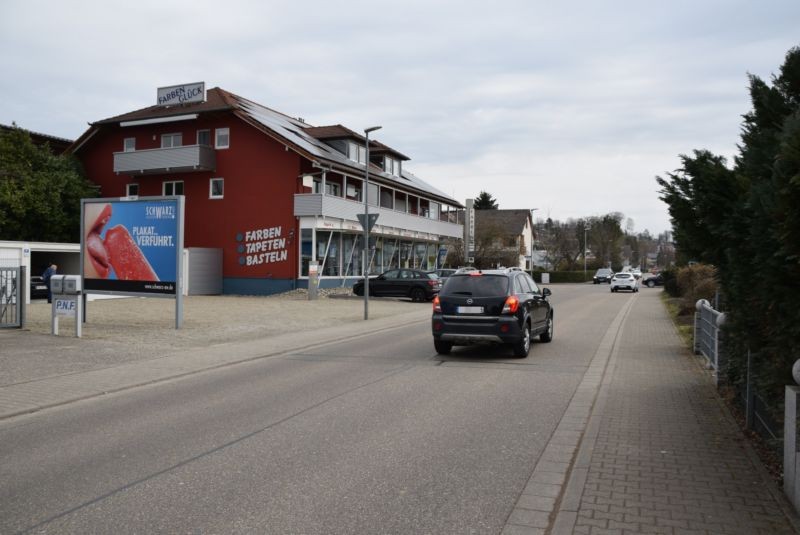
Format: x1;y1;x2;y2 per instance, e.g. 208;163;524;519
51;274;82;294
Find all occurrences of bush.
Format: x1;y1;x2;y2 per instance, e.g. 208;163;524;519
662;269;679;297
676;264;718;314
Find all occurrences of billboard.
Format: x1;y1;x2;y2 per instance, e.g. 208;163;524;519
81;197;184;296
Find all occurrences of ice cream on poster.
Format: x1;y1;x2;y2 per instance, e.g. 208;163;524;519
83;201;178;282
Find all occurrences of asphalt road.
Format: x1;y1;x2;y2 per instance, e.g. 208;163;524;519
0;283;636;534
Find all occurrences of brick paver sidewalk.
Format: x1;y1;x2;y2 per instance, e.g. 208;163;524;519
556;291;798;534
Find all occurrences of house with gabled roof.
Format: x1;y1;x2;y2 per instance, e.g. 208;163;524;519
473;209;535;270
68;84;463;294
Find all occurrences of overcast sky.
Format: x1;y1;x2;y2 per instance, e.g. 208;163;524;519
2;1;798;235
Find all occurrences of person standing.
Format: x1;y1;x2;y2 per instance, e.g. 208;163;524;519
42;263;57;303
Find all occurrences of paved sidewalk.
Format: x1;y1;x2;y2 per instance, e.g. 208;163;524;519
550;291;798;534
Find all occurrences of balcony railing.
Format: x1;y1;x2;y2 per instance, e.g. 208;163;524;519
294;193;463;238
113;145;216;175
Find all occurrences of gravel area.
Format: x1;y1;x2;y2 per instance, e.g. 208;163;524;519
1;290;427;386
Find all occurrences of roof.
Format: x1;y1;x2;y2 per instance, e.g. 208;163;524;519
70;87;458;206
474;209;533;236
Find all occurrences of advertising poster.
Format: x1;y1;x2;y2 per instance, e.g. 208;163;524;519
82;197;182;295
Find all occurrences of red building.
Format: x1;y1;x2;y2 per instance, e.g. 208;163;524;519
69;84;463;294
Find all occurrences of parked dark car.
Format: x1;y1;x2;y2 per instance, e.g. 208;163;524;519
642;273;664;288
352;268;441;302
593;268;614;284
431;268;554;358
30;275;49;299
427;268;457;280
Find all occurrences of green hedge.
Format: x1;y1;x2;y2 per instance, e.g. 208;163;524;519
531;270;593;284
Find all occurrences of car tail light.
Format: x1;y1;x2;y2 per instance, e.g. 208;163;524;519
501;296;519;314
433;295;442;313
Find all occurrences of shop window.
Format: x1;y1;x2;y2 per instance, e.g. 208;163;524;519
209;178;224;199
123;137;135;152
163;180;184;196
215;127;230;149
300;229;313;276
161;133;182;148
197;129;211;146
126;183;139;197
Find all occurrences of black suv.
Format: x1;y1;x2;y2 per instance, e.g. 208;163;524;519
353;268;441;302
431;268;554;357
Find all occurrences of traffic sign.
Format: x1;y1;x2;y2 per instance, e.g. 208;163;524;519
357;213;379;232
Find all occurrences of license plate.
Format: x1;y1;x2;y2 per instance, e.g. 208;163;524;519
457;306;484;314
36;285;46;290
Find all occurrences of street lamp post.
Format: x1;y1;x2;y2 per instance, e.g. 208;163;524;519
363;125;381;321
529;208;538;276
583;223;591;280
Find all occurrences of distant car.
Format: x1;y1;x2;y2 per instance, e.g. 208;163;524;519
593;268;614;284
631;268;642;280
642;273;664;288
610;272;639;292
428;268;457;280
30;276;49;299
431;268;554;358
352;268;441;302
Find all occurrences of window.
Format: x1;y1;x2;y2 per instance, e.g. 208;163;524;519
215;128;230;149
346;179;362;201
123;137;135;152
197;129;211;146
384;157;398;176
163;180;184;196
325;182;340;196
161;133;182;148
367;183;378;206
126;183;139;197
380;187;393;209
394;191;407;212
347;141;366;164
210;178;224;199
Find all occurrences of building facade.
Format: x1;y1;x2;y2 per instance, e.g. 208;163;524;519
69;85;463;294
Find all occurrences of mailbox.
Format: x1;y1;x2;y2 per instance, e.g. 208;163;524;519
50;274;64;294
50;275;82;294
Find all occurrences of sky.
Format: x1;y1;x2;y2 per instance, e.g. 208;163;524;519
2;1;798;236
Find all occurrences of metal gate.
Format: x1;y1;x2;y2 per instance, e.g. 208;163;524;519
0;267;24;328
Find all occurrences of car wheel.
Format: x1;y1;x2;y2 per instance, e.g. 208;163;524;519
647;280;655;288
353;286;363;296
512;321;531;358
434;339;452;355
540;314;554;343
410;287;426;302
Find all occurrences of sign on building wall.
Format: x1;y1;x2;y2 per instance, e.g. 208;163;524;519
235;225;292;267
81;197;184;295
157;82;205;106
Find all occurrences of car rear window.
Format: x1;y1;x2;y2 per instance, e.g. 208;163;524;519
441;275;509;297
616;273;631;278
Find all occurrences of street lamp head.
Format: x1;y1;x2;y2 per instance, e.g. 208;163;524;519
364;126;382;134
